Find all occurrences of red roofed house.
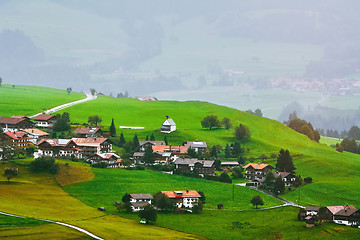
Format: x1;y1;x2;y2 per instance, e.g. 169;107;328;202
36;139;82;158
21;128;49;144
72;137;112;158
87;153;122;168
1;131;31;149
161;190;201;209
73;127;102;138
33;114;57;128
326;205;359;226
139;141;166;151
0;116;34;132
243;163;274;181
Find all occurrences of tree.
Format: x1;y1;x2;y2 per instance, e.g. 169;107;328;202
234;124;251;140
231;167;243;179
122;193;131;203
254;108;262;117
30;157;59;174
0;138;14;161
340;138;359;153
219;172;232;183
66;87;72;95
251;195;264;209
263;172;275;190
214;159;221;171
348;126;360;140
273;177;285;195
118;132;126;146
201;115;221;130
163;135;168;145
145;135;149;141
150;133;155;141
139;205;157;224
132;133;140;151
4;168;18;182
90;88;96;96
153;192;175;211
276;149;296;173
187;147;197;158
198;191;206;203
88;115;102;126
210;146;218;158
192;199;203;213
232;142;243;156
222;117;232;130
53;112;71;132
109;118;116;137
124;90;129;98
143;145;155;165
225;143;232;158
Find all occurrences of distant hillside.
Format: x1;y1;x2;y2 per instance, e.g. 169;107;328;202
59;94;360;207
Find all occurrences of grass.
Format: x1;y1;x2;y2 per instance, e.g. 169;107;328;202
119;206;359;240
55;160;94;187
0;84;85;117
64;168;282;211
0;214;46;228
0;160;203;239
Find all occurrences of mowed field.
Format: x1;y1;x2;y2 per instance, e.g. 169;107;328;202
60;95;360;208
0;161;202;239
0;85;85;117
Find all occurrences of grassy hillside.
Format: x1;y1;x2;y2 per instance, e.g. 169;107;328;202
60;95;360;208
0;84;85;117
0;160;202;239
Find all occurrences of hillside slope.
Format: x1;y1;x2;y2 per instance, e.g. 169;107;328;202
60;95;360;207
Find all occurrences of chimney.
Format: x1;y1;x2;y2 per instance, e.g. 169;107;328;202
186;190;189;193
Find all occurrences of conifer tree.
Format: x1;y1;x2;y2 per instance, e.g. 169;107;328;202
143;145;155;164
146;135;149;140
119;132;126;146
150;133;155;141
225;143;231;158
164;135;168;145
210;146;218;158
133;133;140;151
109;118;116;137
276;149;296;173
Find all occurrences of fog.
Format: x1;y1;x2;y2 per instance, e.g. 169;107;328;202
0;0;359;130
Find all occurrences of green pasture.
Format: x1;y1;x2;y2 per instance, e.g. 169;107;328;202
319;136;341;146
0;85;85;117
64;168;282;211
0;160;202;239
0;214;46;228
119;206;359;240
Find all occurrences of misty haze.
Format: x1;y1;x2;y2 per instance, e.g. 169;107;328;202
1;1;360;239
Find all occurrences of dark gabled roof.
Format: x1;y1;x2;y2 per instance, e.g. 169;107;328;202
139;141;166;146
174;158;214;168
0;117;28;125
74;127;101;134
33;114;56;121
305;206;320;211
334;208;359;217
273;171;292;179
37;139;74;147
130;193;153;200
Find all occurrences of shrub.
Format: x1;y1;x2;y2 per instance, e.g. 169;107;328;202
217;203;224;209
304;177;313;183
91;162;107;168
30;157;59;174
192;200;203;214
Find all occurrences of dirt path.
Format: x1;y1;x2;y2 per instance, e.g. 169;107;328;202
30;93;97;118
0;211;104;240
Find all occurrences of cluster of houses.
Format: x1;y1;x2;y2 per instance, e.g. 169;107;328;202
303;205;360;228
243;163;296;187
0;114;120;166
127;190;202;212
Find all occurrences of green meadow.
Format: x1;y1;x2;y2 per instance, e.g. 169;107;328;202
0;84;85;117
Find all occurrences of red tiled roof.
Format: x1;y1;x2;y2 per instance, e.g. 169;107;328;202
4;131;29;140
37;139;74;147
152;145;189;154
22;128;49;136
33;114;56;121
161;190;201;198
327;205;356;215
243;163;273;170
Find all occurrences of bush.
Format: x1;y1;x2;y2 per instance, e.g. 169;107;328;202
304;177;313;183
91;162;107;168
30;157;59;174
192;200;203;214
217;203;224;209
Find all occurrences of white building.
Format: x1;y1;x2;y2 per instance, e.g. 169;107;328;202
161;116;176;133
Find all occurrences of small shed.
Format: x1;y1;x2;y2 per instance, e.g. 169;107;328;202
161;116;176;133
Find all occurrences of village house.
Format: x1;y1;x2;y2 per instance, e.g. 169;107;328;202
161;190;201;209
129;193;153;212
1;131;31;149
132;151;172;165
221;161;240;169
0;116;34;132
139;140;166;151
87;153;122;168
32;114;57;128
21;128;49;144
36;139;82;158
184;141;207;154
326;205;359;226
71;137;112;159
174;158;215;175
273;171;296;187
161;116;176;133
152;145;189;158
243;163;274;180
305;206;320;216
73;127;102;138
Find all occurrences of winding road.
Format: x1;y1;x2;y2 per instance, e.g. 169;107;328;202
29;93;97;118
